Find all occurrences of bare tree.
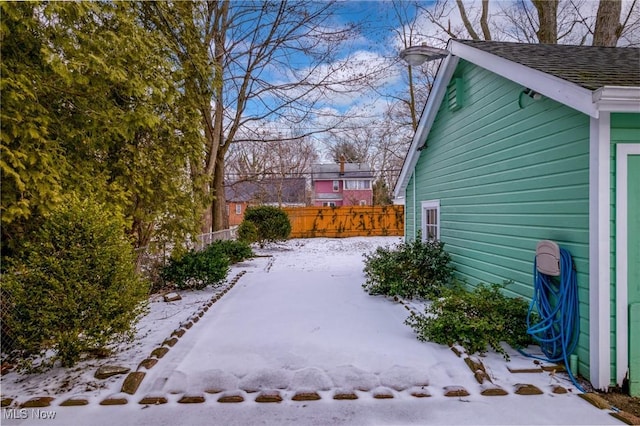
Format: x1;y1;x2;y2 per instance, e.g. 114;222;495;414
322;101;413;205
142;1;388;231
225;128;318;206
593;0;623;46
419;0;639;46
389;1;440;131
455;0;492;40
328;140;368;163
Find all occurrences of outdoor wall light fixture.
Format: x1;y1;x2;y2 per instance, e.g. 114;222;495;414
399;44;449;66
518;87;542;109
523;88;542;100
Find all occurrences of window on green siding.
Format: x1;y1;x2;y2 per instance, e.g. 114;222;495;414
421;200;440;241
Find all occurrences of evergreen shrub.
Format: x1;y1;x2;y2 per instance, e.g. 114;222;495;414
237;220;259;244
1;197;148;368
160;248;229;290
241;206;291;247
405;282;534;360
206;239;253;264
362;236;454;299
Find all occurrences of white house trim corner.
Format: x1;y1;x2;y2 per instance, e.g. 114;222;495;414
589;113;611;390
616;143;640;386
594;87;640;114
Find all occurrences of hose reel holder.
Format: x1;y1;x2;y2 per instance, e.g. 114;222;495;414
535;240;561;277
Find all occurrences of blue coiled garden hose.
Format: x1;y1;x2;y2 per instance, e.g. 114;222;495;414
520;247;586;393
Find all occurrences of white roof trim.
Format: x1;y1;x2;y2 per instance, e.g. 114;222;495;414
393;54;459;199
448;40;598;118
394;40;639;198
593;86;640;112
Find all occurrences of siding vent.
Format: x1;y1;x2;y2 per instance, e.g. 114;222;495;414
447;78;464;111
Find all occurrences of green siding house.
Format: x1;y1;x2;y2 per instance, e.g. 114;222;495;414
394;40;640;394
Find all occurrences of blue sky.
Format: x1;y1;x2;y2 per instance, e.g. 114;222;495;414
231;1;424;136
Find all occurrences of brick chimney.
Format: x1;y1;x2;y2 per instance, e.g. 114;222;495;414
339;155;345;176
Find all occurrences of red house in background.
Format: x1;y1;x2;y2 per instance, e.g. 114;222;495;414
225;178;307;226
311;160;373;207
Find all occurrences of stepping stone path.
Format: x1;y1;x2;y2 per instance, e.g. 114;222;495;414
139;395;168;405
255;390;283;403
60;396;89;406
443;385;470;397
514;383;543;395
292;391;321;401
21;396;55;407
163;292;182;302
95;365;131;380
121;372;146;395
5;264;624;423
217;391;244;403
372;386;395;399
100;394;128;405
333;389;358;400
178;394;206;404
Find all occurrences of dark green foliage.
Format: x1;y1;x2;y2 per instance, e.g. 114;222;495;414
1;2;206;258
207;240;254;264
241;206;291;247
362;237;454;299
237;220;259;244
1;197;148;369
405;282;534;360
158;240;251;290
160;248;229;291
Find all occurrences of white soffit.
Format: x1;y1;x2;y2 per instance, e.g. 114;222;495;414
449;40;598;118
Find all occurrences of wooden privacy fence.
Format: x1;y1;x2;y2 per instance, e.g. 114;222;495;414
283;205;404;238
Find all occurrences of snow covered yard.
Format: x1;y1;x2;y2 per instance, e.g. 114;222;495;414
1;237;622;425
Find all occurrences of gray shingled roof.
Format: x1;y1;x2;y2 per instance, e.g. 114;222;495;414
225;178;306;204
311;163;373;180
457;40;640;90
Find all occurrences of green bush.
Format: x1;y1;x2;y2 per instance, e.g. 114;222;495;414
405;282;534;360
205;240;253;264
160;248;229;290
237;220;259;244
362;236;454;299
241;206;291;247
1;197;148;368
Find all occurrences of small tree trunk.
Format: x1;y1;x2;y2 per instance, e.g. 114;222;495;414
212;153;228;232
200;197;213;234
593;0;622;47
532;0;558;43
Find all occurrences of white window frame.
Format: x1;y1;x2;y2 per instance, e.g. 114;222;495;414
332;180;340;191
344;180;371;190
235;204;242;215
359;200;366;206
323;201;336;207
421;200;440;241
